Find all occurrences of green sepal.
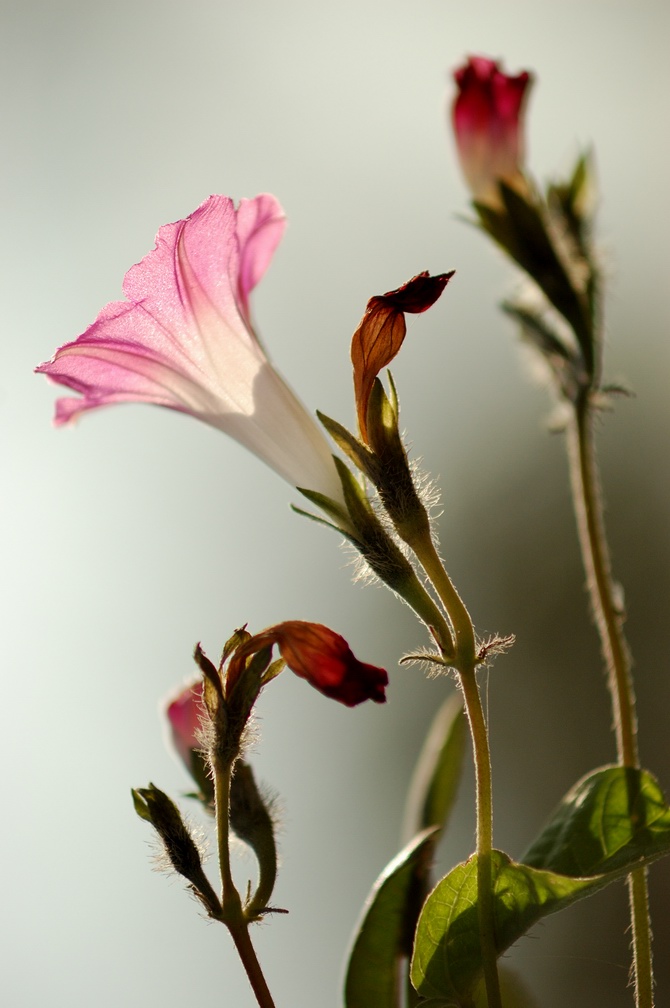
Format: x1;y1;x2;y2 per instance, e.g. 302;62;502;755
291;500;356;539
194;642;226;729
546;150;595;260
365;377;400;456
193;642;219;682
316;410;376;480
260;657;285;687
402;693;467;843
220;626;252;669
475;185;594;378
294;483;356;537
501;301;586;401
231;644;274;728
522;765;670;876
344;827;440;1008
333;456;375;527
132;787;153;822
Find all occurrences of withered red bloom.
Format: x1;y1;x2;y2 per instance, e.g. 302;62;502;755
452;56;532;208
231;620;388;707
271;621;388;706
351;271;453;440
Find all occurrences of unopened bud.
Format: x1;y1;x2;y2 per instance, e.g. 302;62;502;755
132;784;220;917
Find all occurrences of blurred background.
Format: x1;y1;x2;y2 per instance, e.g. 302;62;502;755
2;1;669;1005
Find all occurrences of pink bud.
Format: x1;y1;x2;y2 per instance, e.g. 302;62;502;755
166;680;203;770
452;56;532;208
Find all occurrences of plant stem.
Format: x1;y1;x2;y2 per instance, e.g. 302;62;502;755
213;756;277;1008
409;533;502;1008
458;666;501;1008
567;400;653;1007
410;535;476;668
213;756;241;912
227;921;278;1008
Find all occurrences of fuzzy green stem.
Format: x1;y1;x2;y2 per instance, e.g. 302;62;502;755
408;534;477;668
408;533;501;1008
213;756;276;1008
567;401;653;1007
458;666;501;1008
213;757;242;916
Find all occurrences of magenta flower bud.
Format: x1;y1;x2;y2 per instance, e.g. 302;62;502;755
166;680;203;771
452;56;532;208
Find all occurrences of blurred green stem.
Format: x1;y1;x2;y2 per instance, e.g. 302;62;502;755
567;400;653;1008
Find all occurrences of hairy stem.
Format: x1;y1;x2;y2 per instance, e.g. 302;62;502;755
213;757;276;1008
227;921;278;1008
567;401;653;1007
409;533;502;1008
458;666;501;1008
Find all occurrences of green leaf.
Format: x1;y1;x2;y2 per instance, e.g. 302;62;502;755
402;694;467;843
411;763;670;1008
411;850;609;1002
522;764;670;876
344;828;440;1008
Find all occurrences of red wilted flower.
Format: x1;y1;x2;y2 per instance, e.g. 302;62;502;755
351;271;453;440
231;620;388;707
452;56;532;208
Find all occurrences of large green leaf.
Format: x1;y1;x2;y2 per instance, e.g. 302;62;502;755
410;850;610;1002
344;828;439;1008
522;765;670;876
411;765;670;1002
402;694;467;842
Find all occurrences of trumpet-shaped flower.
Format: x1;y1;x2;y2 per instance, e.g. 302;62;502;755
36;194;343;500
452;56;532;208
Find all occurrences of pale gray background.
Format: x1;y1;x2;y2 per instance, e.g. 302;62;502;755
2;1;669;1006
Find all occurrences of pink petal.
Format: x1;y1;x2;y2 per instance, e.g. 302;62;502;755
37;195;344;500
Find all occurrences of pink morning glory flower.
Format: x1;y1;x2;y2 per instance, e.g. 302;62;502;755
452;56;532;208
36;194;343;500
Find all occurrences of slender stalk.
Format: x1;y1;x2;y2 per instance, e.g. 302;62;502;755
213;757;242;912
408;533;502;1008
458;666;501;1008
566;401;653;1007
409;534;476;668
227;921;278;1008
213;756;277;1008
